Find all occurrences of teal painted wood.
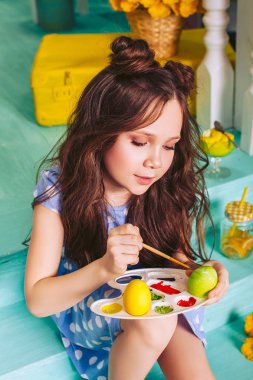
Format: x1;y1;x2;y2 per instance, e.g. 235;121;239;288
147;317;253;380
0;250;26;308
0;301;63;375
0;352;79;380
203;240;253;332
206;315;253;380
1;299;252;380
204;272;253;332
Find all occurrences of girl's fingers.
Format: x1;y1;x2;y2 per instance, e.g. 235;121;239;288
185;262;200;277
120;236;143;250
117;245;140;255
173;252;199;276
203;260;229;304
109;225;143;250
120;253;139;265
109;223;140;237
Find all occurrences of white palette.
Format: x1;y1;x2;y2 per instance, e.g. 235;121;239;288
91;268;207;319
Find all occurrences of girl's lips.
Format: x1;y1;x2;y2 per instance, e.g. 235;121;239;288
135;175;154;185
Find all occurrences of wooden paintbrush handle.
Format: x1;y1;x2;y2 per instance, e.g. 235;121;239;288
142;243;190;269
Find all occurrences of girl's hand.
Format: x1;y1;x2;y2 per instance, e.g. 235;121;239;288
102;223;143;277
201;260;229;305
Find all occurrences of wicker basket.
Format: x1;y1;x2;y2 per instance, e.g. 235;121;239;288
126;10;183;60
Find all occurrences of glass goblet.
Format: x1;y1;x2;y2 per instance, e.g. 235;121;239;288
201;129;234;179
205;153;232;179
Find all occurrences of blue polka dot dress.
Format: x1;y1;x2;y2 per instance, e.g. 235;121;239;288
33;167;207;379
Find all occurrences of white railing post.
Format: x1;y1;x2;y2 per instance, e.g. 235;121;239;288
234;0;253;130
196;0;234;131
240;49;253;155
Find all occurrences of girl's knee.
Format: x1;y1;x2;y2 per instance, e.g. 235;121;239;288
121;316;178;351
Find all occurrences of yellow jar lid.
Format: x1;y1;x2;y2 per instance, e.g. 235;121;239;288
225;201;253;222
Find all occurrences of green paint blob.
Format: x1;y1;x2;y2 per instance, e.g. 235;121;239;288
154;305;173;314
151;293;163;301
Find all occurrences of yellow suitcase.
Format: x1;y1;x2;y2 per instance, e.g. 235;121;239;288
30;33;122;126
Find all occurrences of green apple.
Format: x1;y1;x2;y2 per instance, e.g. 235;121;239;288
187;266;218;298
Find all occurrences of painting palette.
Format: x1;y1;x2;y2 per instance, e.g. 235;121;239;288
90;268;208;319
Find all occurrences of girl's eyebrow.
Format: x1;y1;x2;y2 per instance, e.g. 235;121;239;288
133;131;181;141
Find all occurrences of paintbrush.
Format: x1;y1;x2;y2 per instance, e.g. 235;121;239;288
142;243;190;269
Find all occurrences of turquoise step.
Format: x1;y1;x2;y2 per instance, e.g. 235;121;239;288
0;298;251;380
0;354;79;380
0;299;155;380
0;301;63;376
203;242;253;332
204;271;253;332
146;314;253;380
206;314;253;380
0;250;26;308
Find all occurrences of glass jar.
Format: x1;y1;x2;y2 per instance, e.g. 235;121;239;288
220;201;253;259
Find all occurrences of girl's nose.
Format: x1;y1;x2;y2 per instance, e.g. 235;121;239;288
143;151;162;169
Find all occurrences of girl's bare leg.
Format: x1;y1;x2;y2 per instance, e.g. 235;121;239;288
158;315;216;380
109;316;178;380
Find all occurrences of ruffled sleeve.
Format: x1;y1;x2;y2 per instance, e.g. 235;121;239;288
33;166;61;214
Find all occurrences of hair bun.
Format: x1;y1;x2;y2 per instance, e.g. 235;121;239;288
164;61;195;96
110;36;158;75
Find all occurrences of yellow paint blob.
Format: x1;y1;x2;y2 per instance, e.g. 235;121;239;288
101;303;122;314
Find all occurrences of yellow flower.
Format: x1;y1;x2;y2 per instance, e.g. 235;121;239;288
241;338;253;361
109;0;202;18
163;0;180;15
163;0;180;16
162;0;179;6
179;1;198;17
120;0;139;12
109;0;122;11
244;313;253;337
148;3;171;18
139;0;160;7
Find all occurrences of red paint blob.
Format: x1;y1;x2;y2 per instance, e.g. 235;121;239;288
151;281;181;295
177;297;196;307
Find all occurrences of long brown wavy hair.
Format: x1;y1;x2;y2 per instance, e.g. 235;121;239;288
33;36;214;268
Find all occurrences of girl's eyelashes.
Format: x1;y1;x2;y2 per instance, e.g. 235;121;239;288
131;140;147;147
164;145;175;151
131;140;176;151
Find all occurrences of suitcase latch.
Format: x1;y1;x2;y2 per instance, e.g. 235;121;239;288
53;72;73;101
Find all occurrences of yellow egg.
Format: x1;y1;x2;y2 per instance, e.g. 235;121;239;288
123;279;151;316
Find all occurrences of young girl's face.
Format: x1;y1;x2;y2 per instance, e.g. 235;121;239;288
103;98;183;206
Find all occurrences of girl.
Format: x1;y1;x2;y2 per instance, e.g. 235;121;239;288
25;36;229;380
